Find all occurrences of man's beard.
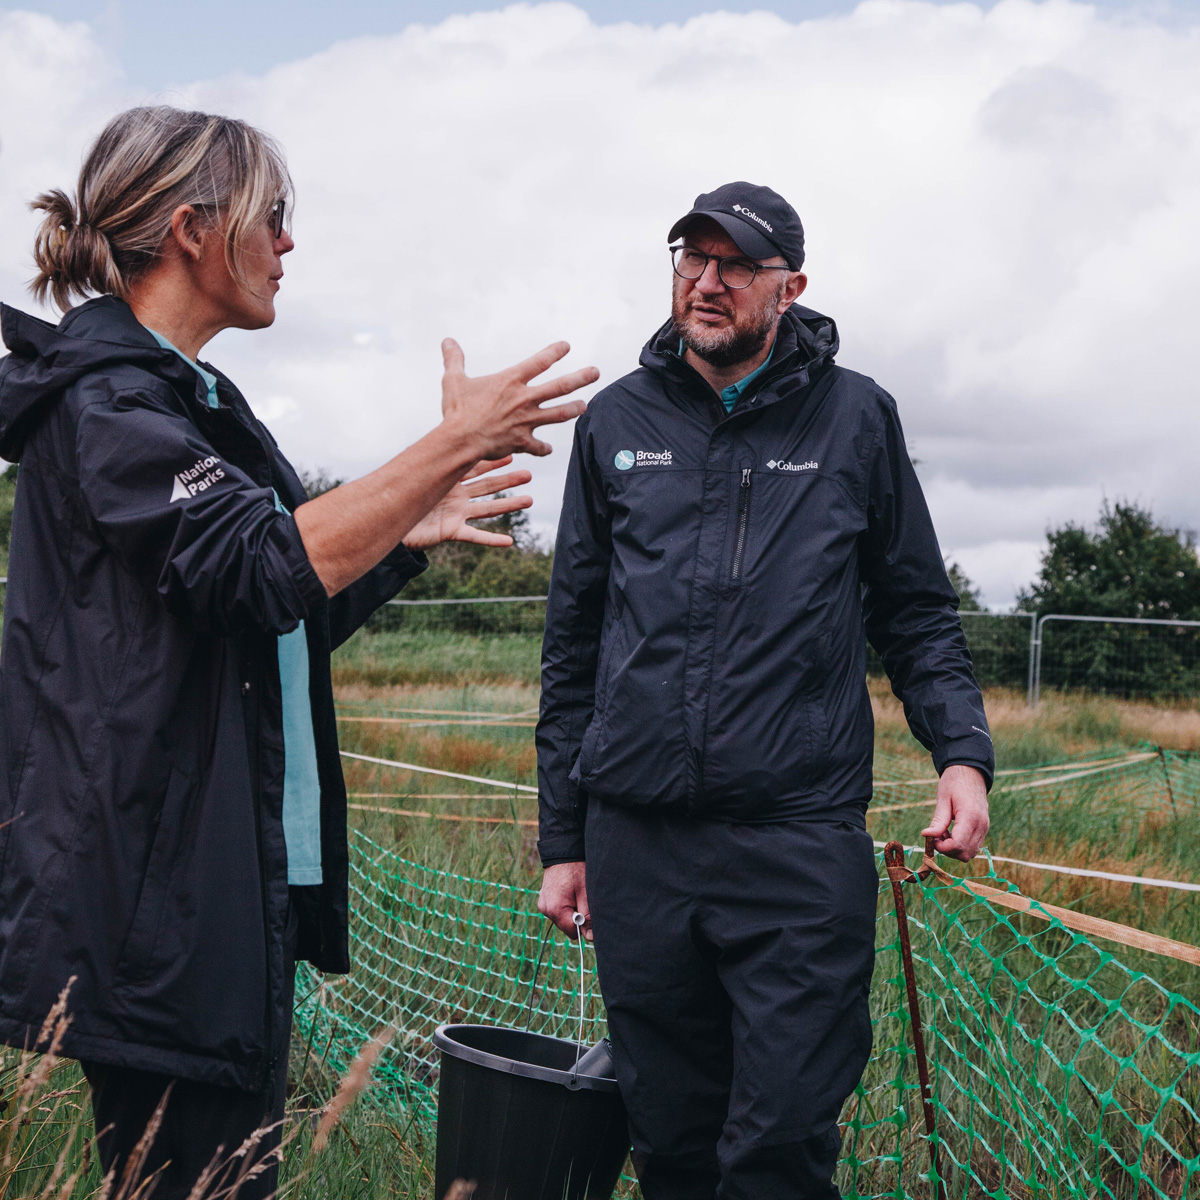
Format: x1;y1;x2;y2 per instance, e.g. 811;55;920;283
673;280;784;370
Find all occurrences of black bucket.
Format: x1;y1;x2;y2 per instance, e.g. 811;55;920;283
433;1023;630;1200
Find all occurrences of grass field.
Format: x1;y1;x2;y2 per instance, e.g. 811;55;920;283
333;627;1200;931
4;627;1200;1199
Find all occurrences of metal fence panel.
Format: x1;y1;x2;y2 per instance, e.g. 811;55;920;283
1033;613;1200;704
867;611;1035;702
12;575;1200;706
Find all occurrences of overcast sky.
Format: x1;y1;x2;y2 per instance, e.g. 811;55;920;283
2;0;1198;609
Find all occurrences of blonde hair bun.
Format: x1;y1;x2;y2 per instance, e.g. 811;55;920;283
29;106;292;312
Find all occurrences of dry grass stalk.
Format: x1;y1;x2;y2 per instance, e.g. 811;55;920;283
16;977;76;1102
33;1147;68;1199
1;980;80;1194
311;1026;395;1154
96;1087;170;1200
49;1167;84;1200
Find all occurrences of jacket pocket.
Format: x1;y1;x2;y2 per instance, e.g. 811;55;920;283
800;631;834;778
730;468;753;584
582;601;627;771
114;764;195;985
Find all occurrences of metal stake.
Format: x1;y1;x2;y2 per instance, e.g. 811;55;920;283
884;839;945;1200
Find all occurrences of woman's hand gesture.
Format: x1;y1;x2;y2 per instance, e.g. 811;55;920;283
401;457;533;550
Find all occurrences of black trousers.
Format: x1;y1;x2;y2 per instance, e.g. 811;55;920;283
81;898;299;1200
585;801;878;1200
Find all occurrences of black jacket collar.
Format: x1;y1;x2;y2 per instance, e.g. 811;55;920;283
637;303;840;418
2;296;235;461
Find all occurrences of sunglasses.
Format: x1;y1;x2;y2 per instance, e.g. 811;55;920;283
270;199;287;240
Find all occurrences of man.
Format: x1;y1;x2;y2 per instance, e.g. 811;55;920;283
536;182;992;1199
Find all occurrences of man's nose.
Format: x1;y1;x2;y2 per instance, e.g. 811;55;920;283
695;258;726;295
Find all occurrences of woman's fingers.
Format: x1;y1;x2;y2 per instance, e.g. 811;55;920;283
464;495;532;521
529;366;600;404
461;455;515;481
441;337;466;377
529;399;588;428
461;471;531;499
453;528;515;547
512;340;571;383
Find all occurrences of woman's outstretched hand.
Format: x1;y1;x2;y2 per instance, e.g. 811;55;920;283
295;339;596;597
402;457;533;550
440;338;597;459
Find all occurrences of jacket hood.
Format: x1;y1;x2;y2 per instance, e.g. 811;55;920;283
0;296;202;461
639;303;840;403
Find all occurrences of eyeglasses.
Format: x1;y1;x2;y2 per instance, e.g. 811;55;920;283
270;199;287;240
670;245;790;290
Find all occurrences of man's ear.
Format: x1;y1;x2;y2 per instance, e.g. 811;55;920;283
168;205;205;264
779;271;807;312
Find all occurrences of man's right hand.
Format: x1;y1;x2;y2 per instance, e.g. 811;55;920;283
440;338;598;459
538;861;591;942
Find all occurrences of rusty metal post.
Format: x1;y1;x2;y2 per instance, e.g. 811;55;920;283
884;839;945;1200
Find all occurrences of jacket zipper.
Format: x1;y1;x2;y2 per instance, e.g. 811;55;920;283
731;468;752;583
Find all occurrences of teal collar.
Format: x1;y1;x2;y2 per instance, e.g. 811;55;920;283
147;329;219;409
719;341;775;413
678;337;776;414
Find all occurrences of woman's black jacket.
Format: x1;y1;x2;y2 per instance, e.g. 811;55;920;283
0;296;425;1090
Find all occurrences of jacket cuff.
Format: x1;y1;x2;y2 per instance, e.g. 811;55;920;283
538;834;586;866
379;544;429;583
940;758;994;792
279;513;330;616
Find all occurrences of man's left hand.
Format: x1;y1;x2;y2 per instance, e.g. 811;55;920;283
922;764;989;861
402;457;533;550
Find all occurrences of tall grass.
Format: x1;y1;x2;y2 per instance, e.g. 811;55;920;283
0;996;419;1200
331;631;541;688
7;631;1200;1198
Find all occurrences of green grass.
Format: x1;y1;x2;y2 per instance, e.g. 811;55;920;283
6;629;1200;1199
0;1045;438;1200
332;629;542;688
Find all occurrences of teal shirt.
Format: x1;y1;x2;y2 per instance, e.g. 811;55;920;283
148;329;324;886
679;339;776;413
720;342;775;413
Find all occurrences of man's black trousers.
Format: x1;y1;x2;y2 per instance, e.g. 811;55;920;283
80;897;300;1200
585;800;878;1200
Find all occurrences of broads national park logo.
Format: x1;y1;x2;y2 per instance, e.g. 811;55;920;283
170;455;227;502
615;449;673;470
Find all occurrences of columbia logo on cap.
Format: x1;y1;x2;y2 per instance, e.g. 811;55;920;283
732;204;773;234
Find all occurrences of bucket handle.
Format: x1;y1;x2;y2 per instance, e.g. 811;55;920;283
522;923;555;1033
569;911;586;1083
522;912;592;1084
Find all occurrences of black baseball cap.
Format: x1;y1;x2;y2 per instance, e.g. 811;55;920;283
668;182;805;270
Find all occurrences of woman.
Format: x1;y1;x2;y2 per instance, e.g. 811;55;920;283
0;106;594;1197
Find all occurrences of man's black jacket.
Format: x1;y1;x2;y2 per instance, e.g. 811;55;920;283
0;297;425;1090
537;306;993;864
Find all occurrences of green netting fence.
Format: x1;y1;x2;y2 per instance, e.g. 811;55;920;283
295;824;1200;1199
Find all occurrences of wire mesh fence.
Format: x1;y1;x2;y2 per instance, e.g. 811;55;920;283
11;577;1200;704
1034;616;1200;704
362;598;1200;706
295;821;1200;1199
366;595;549;635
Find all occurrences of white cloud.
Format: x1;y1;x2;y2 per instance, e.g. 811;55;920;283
2;0;1198;609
